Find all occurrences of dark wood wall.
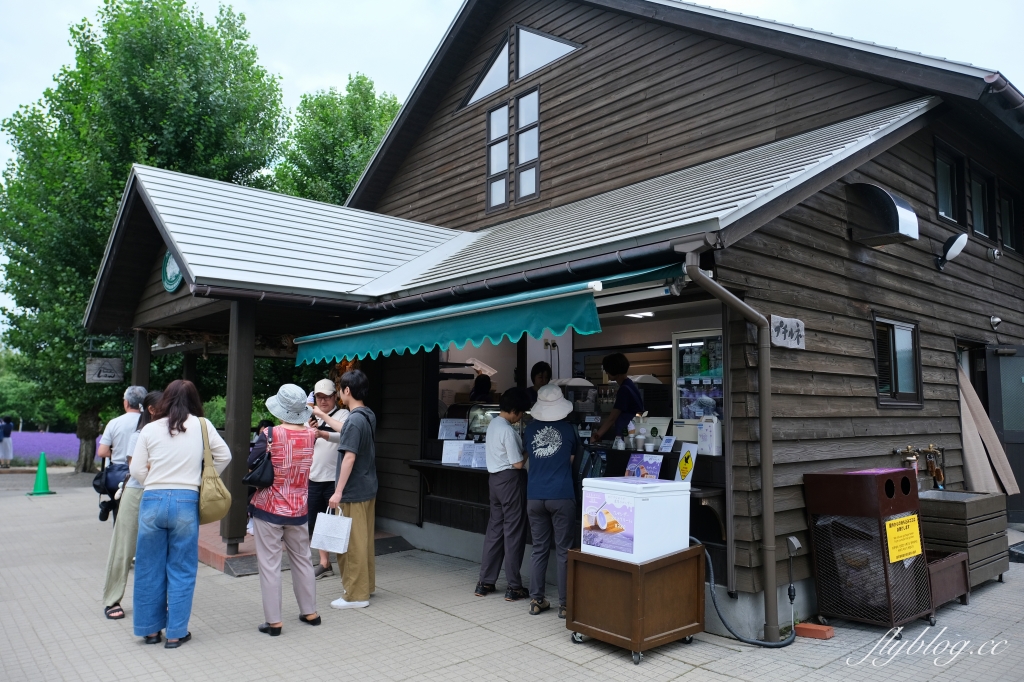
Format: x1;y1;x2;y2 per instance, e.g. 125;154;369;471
372;0;916;230
719;117;1024;592
367;353;426;524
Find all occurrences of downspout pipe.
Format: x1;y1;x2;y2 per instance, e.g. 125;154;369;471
683;250;780;643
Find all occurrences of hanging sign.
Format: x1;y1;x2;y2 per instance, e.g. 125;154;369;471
770;315;805;349
885;514;923;563
85;358;124;384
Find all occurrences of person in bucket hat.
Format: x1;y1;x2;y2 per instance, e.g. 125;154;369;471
248;384;320;636
523;384;579;618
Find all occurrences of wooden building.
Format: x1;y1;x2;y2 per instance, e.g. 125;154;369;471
86;0;1024;640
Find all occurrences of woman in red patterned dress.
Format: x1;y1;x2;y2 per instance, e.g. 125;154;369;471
248;384;321;636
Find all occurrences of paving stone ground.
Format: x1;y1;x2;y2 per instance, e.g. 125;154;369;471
2;474;1023;681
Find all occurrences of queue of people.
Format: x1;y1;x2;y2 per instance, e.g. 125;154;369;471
98;369;379;647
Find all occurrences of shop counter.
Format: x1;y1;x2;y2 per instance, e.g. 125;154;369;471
408;459;490;534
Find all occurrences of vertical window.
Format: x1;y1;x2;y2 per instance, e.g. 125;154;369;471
875;317;922;405
935;143;965;225
515;89;540;202
486;104;509;211
1001;188;1021;252
971;166;995;239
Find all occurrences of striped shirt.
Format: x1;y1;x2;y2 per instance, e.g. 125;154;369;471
249;426;316;525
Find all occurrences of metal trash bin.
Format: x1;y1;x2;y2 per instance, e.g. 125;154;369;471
804;468;934;632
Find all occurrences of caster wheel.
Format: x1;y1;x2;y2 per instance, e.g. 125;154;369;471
929;617;937;627
571;632;584;644
632;651;642;665
682;636;694;644
894;632;903;640
817;616;829;627
998;574;1004;583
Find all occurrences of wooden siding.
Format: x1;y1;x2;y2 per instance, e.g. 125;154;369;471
370;353;424;525
372;0;916;230
133;247;225;328
718;120;1024;592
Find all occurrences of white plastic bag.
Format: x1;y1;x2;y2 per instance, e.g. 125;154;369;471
310;508;352;555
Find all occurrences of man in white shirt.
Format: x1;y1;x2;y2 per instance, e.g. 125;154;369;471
306;379;349;579
97;386;147;522
476;387;532;601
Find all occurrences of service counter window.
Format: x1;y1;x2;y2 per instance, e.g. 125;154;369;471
874;316;923;407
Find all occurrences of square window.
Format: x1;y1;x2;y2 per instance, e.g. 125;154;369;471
518;166;537;199
488;176;507;209
875;317;922;406
518;127;538;164
488;105;508;141
488;140;508;176
518;91;539;127
972;173;994;239
1002;193;1020;252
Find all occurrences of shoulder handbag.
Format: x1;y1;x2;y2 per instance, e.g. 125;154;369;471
199;417;232;524
242;427;276;489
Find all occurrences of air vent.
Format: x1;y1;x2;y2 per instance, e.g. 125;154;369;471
846;183;919;247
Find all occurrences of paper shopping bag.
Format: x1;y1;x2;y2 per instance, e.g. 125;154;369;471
310;508;352;555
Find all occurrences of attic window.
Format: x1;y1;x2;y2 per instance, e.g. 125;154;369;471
516;26;579;79
466;38;509;106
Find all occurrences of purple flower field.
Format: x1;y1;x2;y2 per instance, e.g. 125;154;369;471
9;432;83;463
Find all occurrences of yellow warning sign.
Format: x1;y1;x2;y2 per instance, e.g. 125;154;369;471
885;514;922;563
677;450;694;481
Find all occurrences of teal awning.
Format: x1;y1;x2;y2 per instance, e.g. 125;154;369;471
293;264;683;365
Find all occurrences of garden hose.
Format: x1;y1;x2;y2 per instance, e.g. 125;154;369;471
690;536;796;648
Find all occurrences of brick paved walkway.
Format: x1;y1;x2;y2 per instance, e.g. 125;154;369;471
2;476;1022;681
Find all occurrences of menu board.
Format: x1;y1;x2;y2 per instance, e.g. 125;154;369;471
624;453;663;479
438;419;469;440
441;440;466;465
582;490;636;554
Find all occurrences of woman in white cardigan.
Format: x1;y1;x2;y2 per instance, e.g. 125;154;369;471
129;380;230;649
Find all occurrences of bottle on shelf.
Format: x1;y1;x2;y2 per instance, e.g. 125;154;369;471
700;344;710;375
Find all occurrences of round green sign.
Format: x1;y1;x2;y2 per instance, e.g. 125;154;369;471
162;251;183;293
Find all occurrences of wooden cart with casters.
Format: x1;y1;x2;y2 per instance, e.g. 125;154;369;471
566;545;705;665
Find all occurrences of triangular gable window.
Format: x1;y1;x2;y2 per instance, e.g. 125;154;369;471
466;38;509;106
516;26;578;79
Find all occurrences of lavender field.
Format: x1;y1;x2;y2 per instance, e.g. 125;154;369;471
8;432;83;464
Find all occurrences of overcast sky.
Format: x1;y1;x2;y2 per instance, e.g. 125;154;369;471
1;0;1023;318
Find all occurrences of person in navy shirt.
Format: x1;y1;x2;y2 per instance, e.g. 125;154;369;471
523;385;579;619
593;353;644;441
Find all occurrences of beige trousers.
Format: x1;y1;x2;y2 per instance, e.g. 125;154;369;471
338;498;376;602
253;518;318;624
102;486;143;608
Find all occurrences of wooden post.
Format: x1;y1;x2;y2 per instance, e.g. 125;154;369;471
132;330;151;388
221;300;256;554
181;353;197;385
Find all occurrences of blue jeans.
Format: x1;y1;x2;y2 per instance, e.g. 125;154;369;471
133;489;200;639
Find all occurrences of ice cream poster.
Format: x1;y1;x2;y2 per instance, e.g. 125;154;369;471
625;453;663;479
582;491;635;554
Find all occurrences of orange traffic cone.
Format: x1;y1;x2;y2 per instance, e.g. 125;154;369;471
26;452;56;496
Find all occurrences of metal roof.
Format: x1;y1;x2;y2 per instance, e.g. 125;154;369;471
387;96;939;294
130;165;461;299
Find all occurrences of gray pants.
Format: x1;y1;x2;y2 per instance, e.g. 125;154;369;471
253;518;317;624
102;486;143;608
527;499;576;606
479;469;527;588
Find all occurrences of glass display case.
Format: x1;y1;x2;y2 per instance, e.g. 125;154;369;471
672;330;724;422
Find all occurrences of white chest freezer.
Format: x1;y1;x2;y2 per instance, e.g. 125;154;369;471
580;477;691;564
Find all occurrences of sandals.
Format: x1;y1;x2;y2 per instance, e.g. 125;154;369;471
165;632;191;649
529;599;551;615
143;633;162;645
104;604;125;620
299;613;322;626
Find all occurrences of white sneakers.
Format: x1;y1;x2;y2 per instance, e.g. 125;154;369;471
330;597;369;609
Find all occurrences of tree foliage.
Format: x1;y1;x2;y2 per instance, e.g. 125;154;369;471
275;74;400;205
0;0;285;471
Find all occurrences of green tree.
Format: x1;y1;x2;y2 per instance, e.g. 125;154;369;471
0;0;285;472
275;73;400;205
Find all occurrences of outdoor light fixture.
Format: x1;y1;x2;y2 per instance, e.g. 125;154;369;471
988;247;1002;262
935;233;968;270
625;312;654;319
991;316;1002;331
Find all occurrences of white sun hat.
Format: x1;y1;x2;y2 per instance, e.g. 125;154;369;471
266;384;314;425
530;384;574;422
